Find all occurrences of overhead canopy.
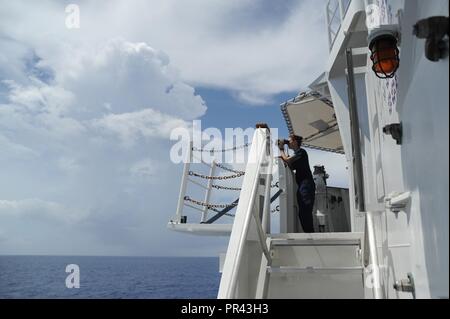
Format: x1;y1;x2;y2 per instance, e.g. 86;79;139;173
281;92;344;154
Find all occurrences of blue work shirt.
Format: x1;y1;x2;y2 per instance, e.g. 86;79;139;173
287;148;314;185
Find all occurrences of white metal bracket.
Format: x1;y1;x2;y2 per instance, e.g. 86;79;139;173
385;191;411;213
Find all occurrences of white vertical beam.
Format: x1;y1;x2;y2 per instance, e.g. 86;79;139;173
175;140;192;223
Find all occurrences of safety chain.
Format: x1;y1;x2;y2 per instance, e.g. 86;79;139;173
184;196;238;209
192;142;251;153
189;170;244;180
184;196;236;217
271;205;280;214
215;162;245;175
212;184;242;191
211;180;278;191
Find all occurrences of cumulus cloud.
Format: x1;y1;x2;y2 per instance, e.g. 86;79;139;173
93;108;190;147
0;35;210;255
0;0;328;105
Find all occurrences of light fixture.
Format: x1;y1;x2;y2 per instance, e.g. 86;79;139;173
368;31;400;79
413;16;449;62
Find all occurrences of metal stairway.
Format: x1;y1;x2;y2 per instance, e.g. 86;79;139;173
217;128;381;299
259;232;367;299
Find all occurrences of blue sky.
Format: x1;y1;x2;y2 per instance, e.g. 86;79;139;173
0;0;347;256
197;88;294;135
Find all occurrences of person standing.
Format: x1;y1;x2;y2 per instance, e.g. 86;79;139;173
278;135;316;233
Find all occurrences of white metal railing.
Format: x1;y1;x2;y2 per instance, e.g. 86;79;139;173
326;0;353;50
173;141;244;224
218;128;273;298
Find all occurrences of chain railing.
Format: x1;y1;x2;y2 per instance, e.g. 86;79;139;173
192;142;251;153
212;181;278;192
184;196;237;217
184;196;238;209
175;141;249;224
212;184;242;191
188;170;244;180
174;139;279;225
215;162;245;175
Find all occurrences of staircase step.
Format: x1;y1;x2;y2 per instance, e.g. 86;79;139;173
269;232;363;247
271;238;360;246
267;266;364;274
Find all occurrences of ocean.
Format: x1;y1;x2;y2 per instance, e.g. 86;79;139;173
0;256;220;299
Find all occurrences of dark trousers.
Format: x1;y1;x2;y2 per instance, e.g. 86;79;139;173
297;179;316;233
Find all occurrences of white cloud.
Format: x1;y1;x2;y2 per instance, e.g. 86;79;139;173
0;0;328;105
3;79;74;115
0;36;211;255
57;40;206;119
93;108;190;147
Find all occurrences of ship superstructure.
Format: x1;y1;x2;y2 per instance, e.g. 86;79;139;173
168;0;449;299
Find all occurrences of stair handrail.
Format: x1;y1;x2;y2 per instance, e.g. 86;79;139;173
363;211;385;299
218;128;273;298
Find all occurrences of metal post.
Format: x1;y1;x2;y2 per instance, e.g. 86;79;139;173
175;140;192;223
346;48;366;212
201;160;216;223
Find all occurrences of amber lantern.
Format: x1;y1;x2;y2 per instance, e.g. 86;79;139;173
369;33;400;79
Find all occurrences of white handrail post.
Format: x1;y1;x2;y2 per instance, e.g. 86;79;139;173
175;140;192;223
366;211;385;299
201;160;216;223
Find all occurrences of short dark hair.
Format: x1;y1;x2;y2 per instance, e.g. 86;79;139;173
290;134;303;145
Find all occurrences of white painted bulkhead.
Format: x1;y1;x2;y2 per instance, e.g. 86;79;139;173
327;0;448;298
